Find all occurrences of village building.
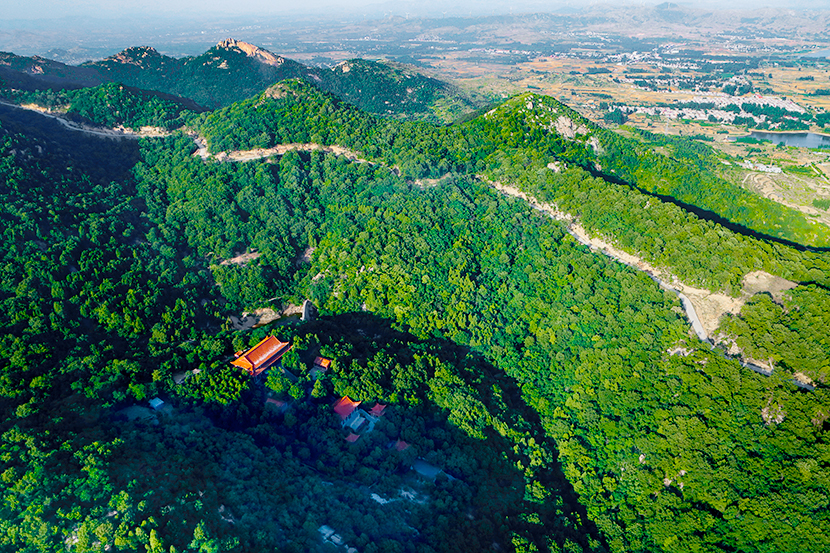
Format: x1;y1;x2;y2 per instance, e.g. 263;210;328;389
231;335;291;377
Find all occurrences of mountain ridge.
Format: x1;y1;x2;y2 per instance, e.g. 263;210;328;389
1;39;485;122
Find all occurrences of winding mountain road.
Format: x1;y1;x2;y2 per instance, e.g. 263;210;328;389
488;180;817;388
4;102;810;387
0;100;170;139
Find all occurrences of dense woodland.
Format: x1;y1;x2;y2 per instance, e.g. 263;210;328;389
4;82;201;130
1;63;830;553
197;80;830;248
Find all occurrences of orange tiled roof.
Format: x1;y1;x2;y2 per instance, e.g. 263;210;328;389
313;356;332;369
369;403;386;417
334;396;361;420
231;335;291;376
345;433;360;443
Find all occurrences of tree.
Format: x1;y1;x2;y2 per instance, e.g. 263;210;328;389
311;378;328;398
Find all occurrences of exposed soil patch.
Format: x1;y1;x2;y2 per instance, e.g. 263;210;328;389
211;142;372;164
220;251;261;266
412;174;452;188
281;303;304;317
228;303;306;331
741;270;798;302
299;246;315;264
228;307;281;331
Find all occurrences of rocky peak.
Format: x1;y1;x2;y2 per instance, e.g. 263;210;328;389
107;46;161;66
216;38;285;68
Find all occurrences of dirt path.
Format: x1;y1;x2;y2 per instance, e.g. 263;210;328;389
488;180;797;343
0;107;781;340
200;141;374;164
413;174;453;188
1;100;171;139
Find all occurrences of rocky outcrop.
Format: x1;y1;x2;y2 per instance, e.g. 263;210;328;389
554;116;589;139
107;46;162;67
264;82;296;100
216;38;285;68
302;299;317;322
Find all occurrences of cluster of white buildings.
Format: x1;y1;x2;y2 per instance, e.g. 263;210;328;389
737;160;783;173
611;91;807;127
691;91;805;114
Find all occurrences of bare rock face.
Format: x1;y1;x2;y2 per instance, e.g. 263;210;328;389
554;116;589;139
761;396;786;426
334;61;352;73
108;46;161;67
216;38;285;68
263;82;296;100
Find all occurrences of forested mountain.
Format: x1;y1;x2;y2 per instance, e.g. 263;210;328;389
0;40;485;122
197;79;830;250
1;52;829;553
3;81;203;131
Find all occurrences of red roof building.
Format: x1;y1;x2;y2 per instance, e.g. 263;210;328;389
310;356;332;380
394;440;410;452
333;396;361;421
369;403;387;417
345;433;360;443
231;335;292;377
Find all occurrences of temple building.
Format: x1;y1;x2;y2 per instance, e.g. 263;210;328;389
333;396;387;439
333;396;362;426
231;335;292;377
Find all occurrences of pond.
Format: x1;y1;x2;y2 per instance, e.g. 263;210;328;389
745;131;830;149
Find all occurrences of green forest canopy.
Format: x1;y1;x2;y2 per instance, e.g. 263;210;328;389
0;74;829;553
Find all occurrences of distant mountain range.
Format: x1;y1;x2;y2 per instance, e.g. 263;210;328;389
0;38;486;123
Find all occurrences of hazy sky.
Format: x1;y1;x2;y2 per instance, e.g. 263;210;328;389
5;0;830;20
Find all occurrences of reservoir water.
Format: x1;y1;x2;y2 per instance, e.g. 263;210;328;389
747;131;830;149
803;48;830;59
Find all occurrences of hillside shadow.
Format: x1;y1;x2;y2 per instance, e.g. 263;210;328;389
0;102;141;185
585;163;830;253
285;311;608;552
53;309;610;552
